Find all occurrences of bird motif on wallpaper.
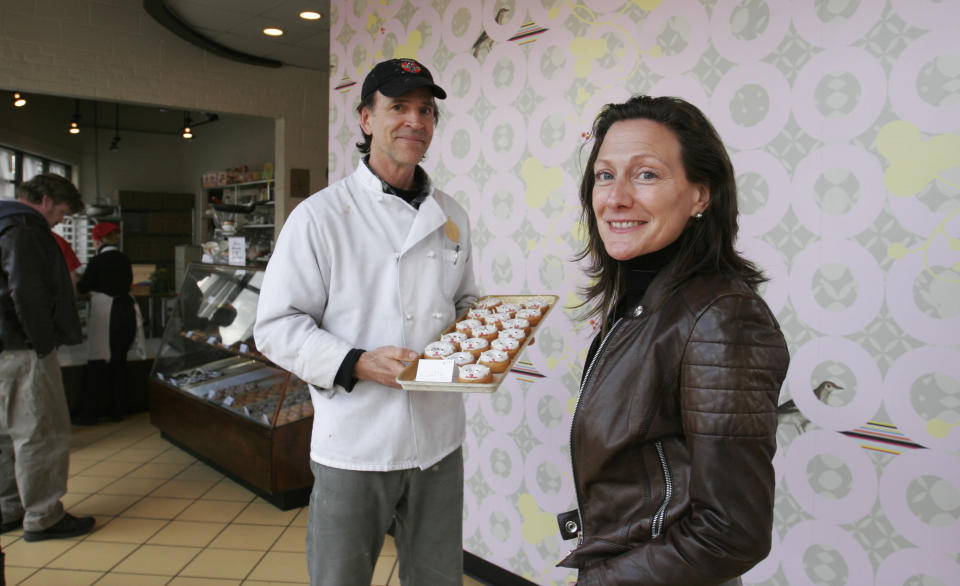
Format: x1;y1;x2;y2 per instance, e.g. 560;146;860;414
472;7;509;59
777;380;844;436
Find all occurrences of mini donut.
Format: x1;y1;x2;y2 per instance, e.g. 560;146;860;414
458;363;492;383
483;313;510;328
495;303;522;318
424;340;456;359
515;308;542;325
476;297;502;310
478;349;511;373
491;337;520;357
467;307;492;320
471;324;499;341
441;331;468;348
523;297;552;310
456;319;483;334
503;318;531;335
499;328;527;342
461;337;490;358
449;351;476;366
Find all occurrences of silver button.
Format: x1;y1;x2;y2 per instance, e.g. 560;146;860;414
405;313;413;321
433;312;443;319
564;520;578;533
632;304;645;318
427;251;436;259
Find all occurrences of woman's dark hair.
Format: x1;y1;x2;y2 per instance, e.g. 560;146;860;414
575;95;765;322
355;92;441;155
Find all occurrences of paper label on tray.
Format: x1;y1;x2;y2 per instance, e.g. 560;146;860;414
239;343;249;353
223;396;235;406
415;359;455;382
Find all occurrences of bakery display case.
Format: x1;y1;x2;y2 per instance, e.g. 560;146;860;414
149;263;312;509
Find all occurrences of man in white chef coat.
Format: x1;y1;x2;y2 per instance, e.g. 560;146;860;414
254;58;478;586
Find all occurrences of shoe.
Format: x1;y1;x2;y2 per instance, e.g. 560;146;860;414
22;513;95;542
0;517;23;533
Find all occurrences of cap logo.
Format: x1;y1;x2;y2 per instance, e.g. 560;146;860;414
400;60;421;74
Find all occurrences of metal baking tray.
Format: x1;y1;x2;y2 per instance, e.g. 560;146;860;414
396;294;558;393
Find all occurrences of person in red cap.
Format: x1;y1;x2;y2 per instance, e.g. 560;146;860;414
75;221;143;425
255;58;476;586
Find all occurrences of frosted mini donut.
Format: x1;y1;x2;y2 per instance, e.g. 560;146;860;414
478;349;511;373
424;341;456;359
449;351;476;366
475;297;502;310
456;319;483;334
471;324;499;342
467;307;492;320
441;331;468;348
495;303;522;318
458;363;492;384
461;337;490;358
491;337;520;357
483;313;510;328
499;328;527;342
515;308;542;325
523;297;551;310
503;318;531;335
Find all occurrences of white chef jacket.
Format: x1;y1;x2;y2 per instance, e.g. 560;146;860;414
254;161;478;471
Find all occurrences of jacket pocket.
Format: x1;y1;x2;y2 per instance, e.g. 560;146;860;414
651;439;673;539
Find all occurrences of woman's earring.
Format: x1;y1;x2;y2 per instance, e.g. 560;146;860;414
695;212;703;219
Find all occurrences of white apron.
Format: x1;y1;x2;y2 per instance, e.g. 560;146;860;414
87;291;146;361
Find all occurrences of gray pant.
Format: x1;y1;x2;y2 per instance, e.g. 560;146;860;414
0;350;70;532
306;447;463;586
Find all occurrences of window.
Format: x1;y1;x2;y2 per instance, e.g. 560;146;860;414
0;144;73;199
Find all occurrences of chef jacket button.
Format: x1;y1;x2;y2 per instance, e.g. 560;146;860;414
405;313;413;321
427;251;436;259
433;312;443;319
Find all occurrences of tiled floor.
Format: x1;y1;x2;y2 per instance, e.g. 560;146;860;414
1;413;487;585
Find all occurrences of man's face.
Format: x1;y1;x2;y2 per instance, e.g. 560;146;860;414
360;87;436;172
39;195;72;228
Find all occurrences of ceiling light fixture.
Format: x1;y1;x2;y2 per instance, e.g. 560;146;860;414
262;27;284;36
68;99;81;134
181;112;193;140
109;103;121;152
299;11;322;20
12;92;26;107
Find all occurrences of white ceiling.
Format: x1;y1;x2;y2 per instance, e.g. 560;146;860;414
162;0;332;72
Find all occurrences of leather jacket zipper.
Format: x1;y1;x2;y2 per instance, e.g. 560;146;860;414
651;439;673;539
569;315;626;545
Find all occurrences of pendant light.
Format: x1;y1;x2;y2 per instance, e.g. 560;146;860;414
109;103;121;151
12;92;26;107
68;99;81;134
181;111;193;140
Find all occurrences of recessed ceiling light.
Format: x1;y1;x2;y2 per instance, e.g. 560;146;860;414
299;11;322;20
263;27;284;36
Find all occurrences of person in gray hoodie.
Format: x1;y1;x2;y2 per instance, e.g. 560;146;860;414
0;173;94;541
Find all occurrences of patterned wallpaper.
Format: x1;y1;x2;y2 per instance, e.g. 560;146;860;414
327;1;960;584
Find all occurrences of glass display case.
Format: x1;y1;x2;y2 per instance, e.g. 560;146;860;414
149;263;312;509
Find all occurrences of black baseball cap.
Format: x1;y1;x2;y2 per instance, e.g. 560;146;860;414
361;58;447;101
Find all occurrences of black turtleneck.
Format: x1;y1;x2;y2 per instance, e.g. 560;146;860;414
612;239;681;320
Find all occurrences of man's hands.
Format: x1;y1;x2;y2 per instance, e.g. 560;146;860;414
354;346;419;389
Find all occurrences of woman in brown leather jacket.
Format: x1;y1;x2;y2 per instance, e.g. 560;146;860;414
559;96;790;585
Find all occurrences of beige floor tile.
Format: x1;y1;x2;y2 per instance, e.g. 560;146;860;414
233;500;299;526
68;446;121;461
110;446;167;462
388;564;401;586
180;547;263;579
47;540;137;571
16;568;102;585
3;565;36;584
71;493;140;517
67;474;118;494
93;573;172;586
3;538;78;567
61;491;87;509
83;516;167;543
112;544;201;575
1;532;21;547
290;506;309;527
269;525;305;552
176;462;224;482
169;578;241;586
203;478;256;503
121;496;193;519
77;459;142;478
126;461;192;479
151;478;217;499
381;534;397;556
211;523;284;551
151;447;197;464
68;458;101;476
130;435;171;450
372;554;396;585
463;575;487;586
100;475;168;496
247;551;310;583
147;520;226;547
176;499;246;523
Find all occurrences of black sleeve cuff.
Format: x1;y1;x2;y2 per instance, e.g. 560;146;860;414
334;348;365;392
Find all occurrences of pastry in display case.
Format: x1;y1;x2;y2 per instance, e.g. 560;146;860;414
149;263;312;509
